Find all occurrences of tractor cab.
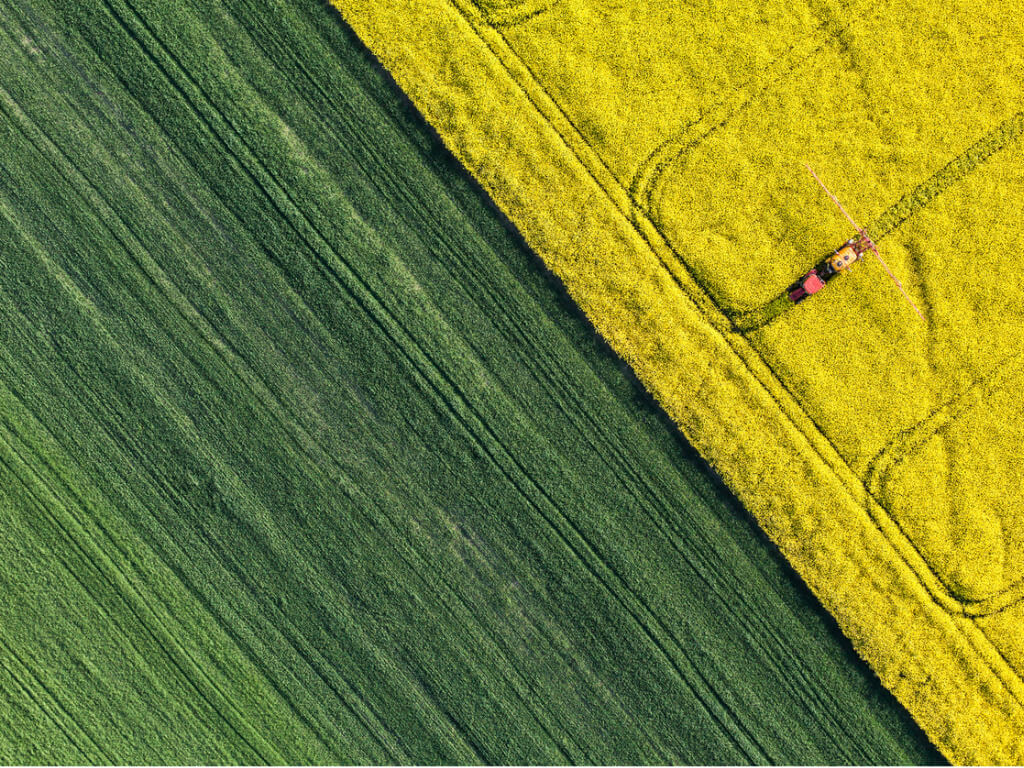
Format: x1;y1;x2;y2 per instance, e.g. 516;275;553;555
825;236;868;275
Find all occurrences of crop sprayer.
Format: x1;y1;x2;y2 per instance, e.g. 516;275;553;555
787;165;925;322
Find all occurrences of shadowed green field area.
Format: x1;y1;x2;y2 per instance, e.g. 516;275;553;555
0;0;943;762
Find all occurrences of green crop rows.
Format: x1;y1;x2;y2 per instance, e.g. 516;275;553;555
0;0;941;763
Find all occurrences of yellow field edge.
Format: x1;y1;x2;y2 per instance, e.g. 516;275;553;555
330;1;1024;761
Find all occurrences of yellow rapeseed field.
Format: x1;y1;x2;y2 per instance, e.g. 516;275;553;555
332;0;1024;761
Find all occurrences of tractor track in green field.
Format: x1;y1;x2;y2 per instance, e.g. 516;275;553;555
0;629;104;763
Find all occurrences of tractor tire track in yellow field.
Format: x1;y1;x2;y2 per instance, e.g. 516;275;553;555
469;0;559;27
868;109;1024;240
866;349;1024;522
859;349;1024;614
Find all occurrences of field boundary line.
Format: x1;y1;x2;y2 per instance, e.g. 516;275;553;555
222;11;829;749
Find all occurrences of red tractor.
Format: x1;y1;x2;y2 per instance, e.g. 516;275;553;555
787;235;866;303
787;269;826;303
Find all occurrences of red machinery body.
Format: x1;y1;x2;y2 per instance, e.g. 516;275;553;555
788;269;826;303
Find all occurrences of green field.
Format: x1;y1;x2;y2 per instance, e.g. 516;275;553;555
0;0;942;763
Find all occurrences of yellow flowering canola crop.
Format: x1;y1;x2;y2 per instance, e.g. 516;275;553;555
331;0;1024;761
